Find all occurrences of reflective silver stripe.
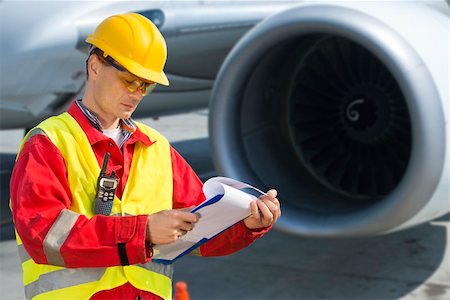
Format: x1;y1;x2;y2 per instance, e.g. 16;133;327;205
24;128;47;144
137;261;174;278
24;267;105;299
17;244;31;262
43;209;79;266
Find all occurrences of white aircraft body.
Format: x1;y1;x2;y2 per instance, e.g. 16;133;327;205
1;0;449;238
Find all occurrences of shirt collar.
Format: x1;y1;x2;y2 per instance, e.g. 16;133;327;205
68;100;152;147
75;99;138;133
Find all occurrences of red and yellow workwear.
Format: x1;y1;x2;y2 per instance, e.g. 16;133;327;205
10;101;269;299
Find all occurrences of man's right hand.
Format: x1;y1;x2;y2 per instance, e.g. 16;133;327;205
146;208;199;245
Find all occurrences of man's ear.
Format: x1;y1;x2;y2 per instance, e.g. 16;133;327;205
88;55;101;79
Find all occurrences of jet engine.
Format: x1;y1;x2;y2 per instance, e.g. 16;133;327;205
209;2;449;237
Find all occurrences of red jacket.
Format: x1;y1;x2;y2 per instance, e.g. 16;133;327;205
10;101;268;299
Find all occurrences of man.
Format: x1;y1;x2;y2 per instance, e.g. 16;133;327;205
10;13;281;300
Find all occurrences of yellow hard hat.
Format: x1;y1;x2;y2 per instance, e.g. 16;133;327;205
86;13;169;86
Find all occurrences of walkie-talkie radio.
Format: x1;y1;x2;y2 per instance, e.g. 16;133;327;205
94;152;118;215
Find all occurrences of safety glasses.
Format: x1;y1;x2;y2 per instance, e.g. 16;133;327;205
91;48;157;96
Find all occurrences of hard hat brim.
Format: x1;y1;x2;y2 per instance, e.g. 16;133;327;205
116;56;169;86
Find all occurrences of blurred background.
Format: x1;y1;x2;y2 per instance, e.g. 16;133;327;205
1;1;449;299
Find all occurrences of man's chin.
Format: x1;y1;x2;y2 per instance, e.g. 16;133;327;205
119;111;134;120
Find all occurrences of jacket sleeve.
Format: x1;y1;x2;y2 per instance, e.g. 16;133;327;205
10;134;150;268
170;147;269;257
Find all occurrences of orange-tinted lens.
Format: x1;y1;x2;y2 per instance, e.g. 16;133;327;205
126;80;157;96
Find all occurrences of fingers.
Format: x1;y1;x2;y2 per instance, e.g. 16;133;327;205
256;200;275;226
262;198;281;220
249;199;278;225
249;200;260;220
171;209;199;237
266;189;277;198
261;189;279;204
147;208;200;245
259;189;281;216
178;220;195;233
249;189;281;227
176;209;200;224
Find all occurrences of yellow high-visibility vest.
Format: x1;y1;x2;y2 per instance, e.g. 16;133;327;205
15;112;174;300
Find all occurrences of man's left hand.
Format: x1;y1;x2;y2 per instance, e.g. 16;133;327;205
244;189;281;229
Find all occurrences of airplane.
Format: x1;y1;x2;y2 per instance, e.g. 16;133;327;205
1;0;449;239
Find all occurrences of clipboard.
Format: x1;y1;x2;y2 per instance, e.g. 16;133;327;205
152;177;266;264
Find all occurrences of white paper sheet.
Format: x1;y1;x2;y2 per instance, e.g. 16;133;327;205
152;177;265;263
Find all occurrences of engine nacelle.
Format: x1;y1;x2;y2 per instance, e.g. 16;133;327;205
209;2;449;237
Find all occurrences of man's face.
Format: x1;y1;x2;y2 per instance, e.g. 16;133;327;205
88;54;151;122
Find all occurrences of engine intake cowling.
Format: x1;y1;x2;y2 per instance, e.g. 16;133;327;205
209;2;449;237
